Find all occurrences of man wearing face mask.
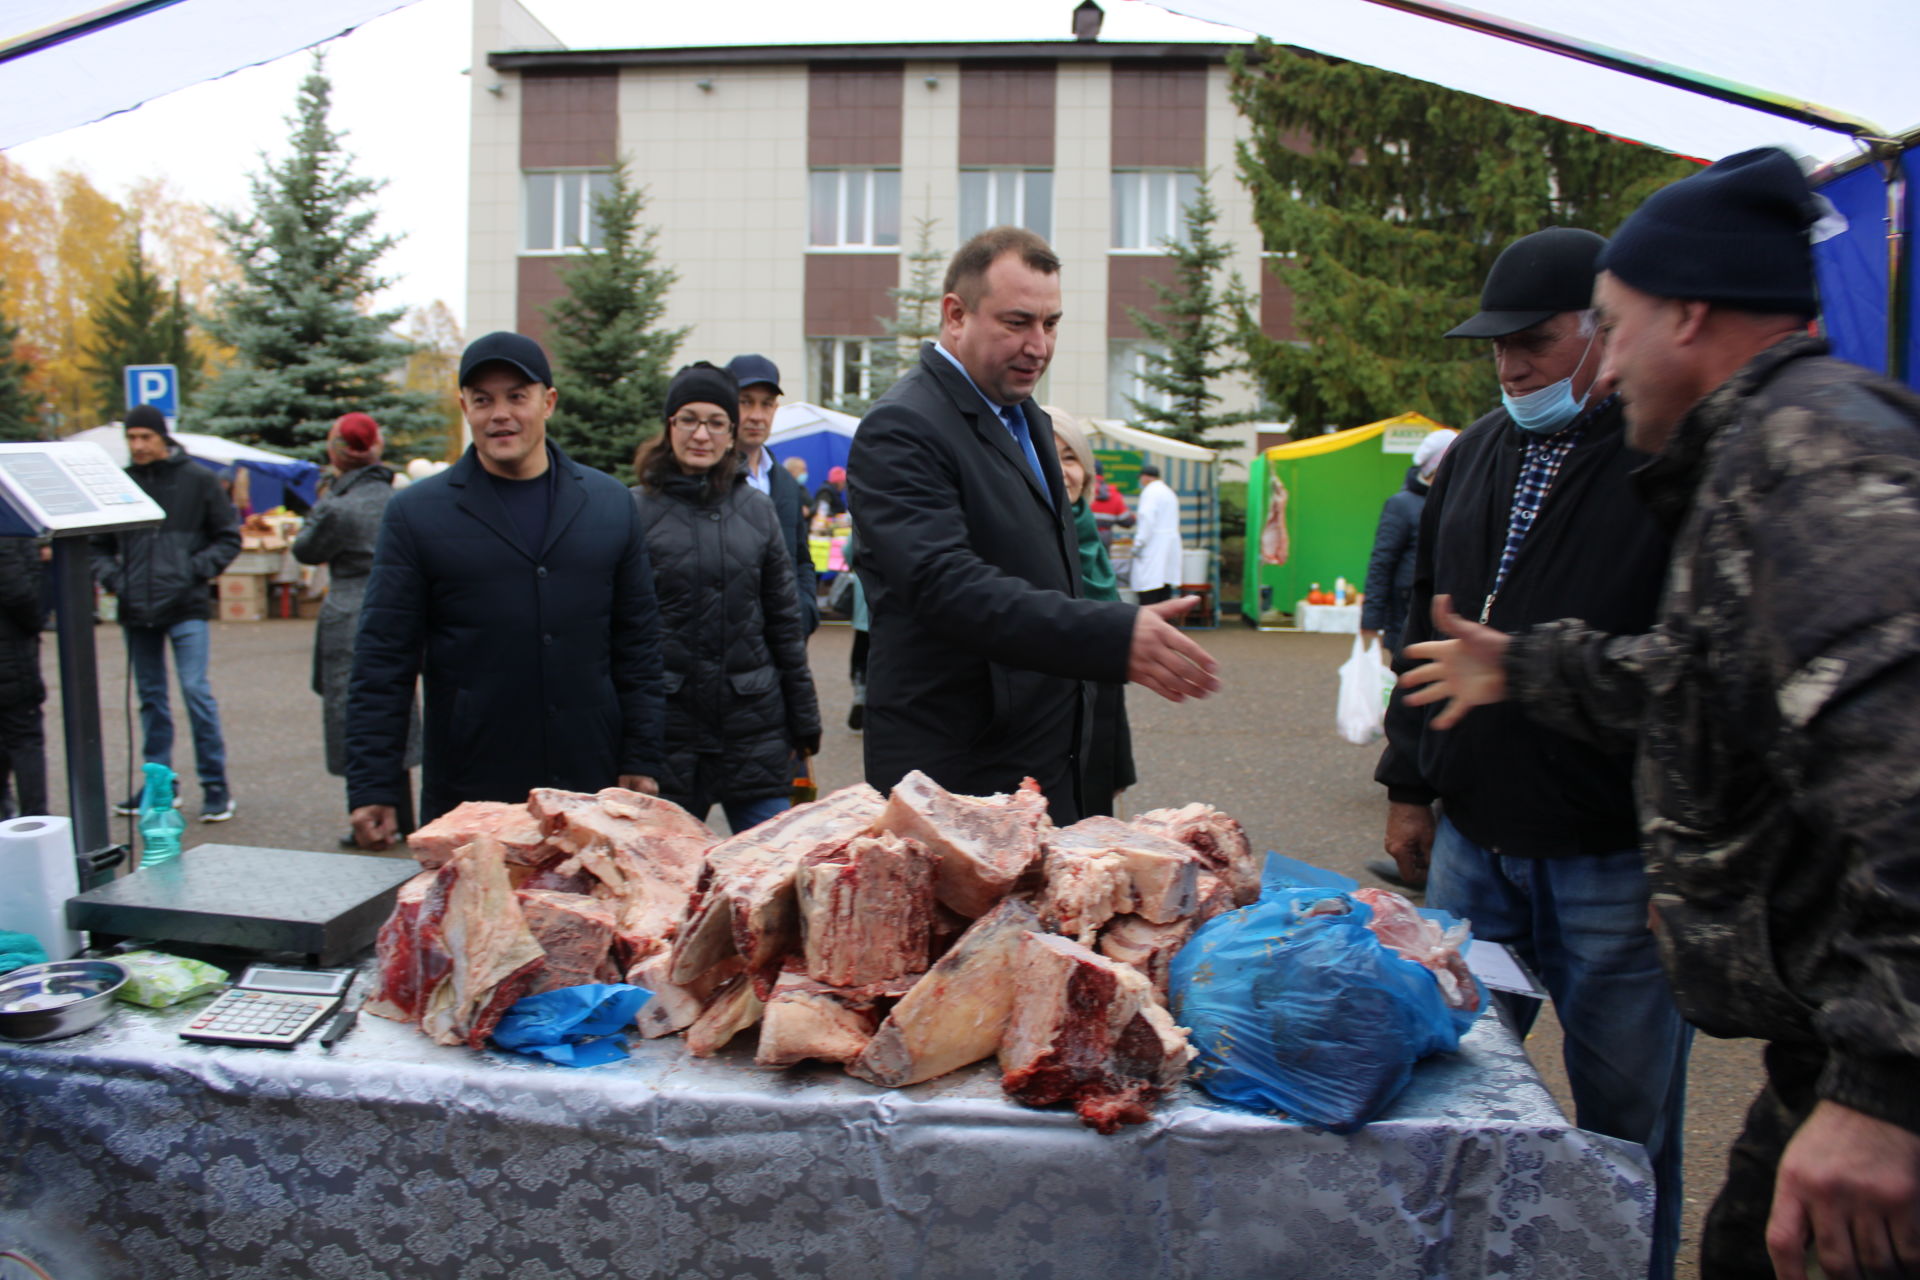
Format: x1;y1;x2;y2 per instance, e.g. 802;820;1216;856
1374;227;1693;1280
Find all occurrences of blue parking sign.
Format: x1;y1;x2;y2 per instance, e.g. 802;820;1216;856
123;364;179;418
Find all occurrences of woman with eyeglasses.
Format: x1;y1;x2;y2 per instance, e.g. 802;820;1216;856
630;362;821;833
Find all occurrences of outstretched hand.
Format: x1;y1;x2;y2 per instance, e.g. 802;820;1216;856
1767;1101;1920;1280
1128;596;1221;703
1399;594;1512;729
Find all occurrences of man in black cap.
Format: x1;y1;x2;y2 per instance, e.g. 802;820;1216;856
725;354;817;633
1375;226;1693;1279
1405;149;1920;1280
345;331;665;844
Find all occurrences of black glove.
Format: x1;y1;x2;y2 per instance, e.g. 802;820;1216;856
796;734;821;757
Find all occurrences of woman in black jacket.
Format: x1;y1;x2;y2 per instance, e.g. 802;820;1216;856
631;363;821;833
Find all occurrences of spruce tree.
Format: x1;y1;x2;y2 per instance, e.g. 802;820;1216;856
1229;41;1696;433
81;234;202;416
542;164;687;476
196;53;438;454
842;217;945;414
0;284;40;442
1125;179;1255;449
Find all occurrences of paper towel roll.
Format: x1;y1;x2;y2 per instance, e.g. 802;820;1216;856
0;815;82;962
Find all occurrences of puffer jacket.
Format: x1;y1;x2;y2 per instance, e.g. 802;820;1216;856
91;444;240;629
0;537;45;708
1360;466;1427;649
1509;334;1920;1133
631;470;820;802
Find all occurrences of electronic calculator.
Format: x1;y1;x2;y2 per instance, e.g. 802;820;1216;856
179;965;353;1048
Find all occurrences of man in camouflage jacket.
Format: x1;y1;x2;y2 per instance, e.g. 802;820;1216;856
1404;149;1920;1280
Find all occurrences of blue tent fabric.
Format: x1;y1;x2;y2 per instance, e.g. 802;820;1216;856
766;430;852;492
1908;149;1920;388
201;457;323;512
1813;163;1892;376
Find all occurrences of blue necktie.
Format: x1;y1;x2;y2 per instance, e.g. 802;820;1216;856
1000;405;1047;491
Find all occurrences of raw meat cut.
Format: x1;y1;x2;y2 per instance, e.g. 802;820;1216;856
529;787;715;964
364;871;436;1022
685;970;765;1057
797;831;935;986
631;953;744;1039
1130;805;1260;906
848;897;1041;1087
1191;872;1238;925
1096;914;1200;1003
408;801;551;869
1036;846;1134;945
1045;817;1200;924
416;835;548;1048
670;783;886;987
998;931;1195;1133
516;890;619;994
1352;887;1480;1013
755;971;881;1067
873;770;1049;917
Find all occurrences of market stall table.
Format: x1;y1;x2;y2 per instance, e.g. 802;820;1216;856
1294;600;1362;633
0;977;1651;1278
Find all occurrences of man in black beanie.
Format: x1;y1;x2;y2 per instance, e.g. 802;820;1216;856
1402;147;1920;1280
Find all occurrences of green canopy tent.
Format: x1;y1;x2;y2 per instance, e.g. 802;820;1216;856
1244;411;1451;629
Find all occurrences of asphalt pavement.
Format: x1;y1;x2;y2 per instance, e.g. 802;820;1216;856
41;613;1759;1275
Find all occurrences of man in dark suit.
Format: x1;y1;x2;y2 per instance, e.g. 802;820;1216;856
345;331;666;846
848;228;1217;822
726;353;818;633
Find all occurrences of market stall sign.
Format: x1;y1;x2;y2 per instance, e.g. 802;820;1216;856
1093;449;1143;496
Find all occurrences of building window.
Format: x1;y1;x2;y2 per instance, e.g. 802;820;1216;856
1108;340;1173;420
811;337;872;406
523;170;615;253
1111;170;1201;251
809;170;902;248
959;169;1053;241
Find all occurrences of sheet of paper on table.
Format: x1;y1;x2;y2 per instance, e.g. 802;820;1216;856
1467;940;1548;1000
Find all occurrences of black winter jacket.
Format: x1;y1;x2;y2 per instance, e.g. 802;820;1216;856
1375;398;1669;857
347;444;666;821
631;471;820;803
1360;466;1427;649
92;445;240;629
0;538;45;708
763;452;819;633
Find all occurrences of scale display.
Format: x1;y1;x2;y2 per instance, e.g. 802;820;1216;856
0;441;164;537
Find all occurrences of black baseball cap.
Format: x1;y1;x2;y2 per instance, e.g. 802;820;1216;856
459;331;554;387
726;354;782;395
1444;228;1607;339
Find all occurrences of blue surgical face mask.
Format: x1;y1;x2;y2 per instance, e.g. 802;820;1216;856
1501;327;1598;436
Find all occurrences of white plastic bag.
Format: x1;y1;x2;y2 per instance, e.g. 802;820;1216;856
1336;634;1395;745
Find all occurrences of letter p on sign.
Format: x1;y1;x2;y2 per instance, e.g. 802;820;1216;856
123;364;179;420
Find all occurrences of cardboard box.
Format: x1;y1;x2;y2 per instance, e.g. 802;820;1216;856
218;574;267;603
219;596;265;622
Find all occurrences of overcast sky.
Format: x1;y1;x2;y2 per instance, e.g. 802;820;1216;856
3;0;1252;333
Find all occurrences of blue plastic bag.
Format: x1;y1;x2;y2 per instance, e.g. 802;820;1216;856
1169;854;1483;1132
489;982;652;1067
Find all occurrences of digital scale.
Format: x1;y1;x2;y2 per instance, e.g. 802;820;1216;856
180;964;353;1048
0;442;165;537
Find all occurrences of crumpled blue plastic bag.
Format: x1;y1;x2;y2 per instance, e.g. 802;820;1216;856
1169;854;1484;1132
489;982;653;1067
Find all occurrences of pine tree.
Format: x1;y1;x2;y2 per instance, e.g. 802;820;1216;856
0;282;40;442
840;217;945;415
1229;41;1696;433
542;164;687;476
81;233;203;416
1125;179;1256;449
196;53;439;454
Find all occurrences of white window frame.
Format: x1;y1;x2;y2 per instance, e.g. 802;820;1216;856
811;336;872;405
1108;339;1174;420
809;169;902;251
521;169;613;255
1110;170;1201;253
958;168;1054;241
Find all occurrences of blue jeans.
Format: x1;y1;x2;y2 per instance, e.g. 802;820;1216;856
1428;816;1692;1280
677;791;789;837
124;619;228;795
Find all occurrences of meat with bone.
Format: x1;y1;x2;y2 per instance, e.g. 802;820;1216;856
1096;913;1200;1003
1044;817;1200;925
998;931;1195;1133
515;890;620;994
797;831;935;986
364;870;437;1023
1352;886;1480;1013
847;897;1042;1087
1036;845;1134;945
669;783;886;987
407;801;552;870
755;971;884;1067
630;953;745;1039
1128;804;1259;906
685;970;766;1057
528;787;715;963
872;770;1049;917
416;835;548;1048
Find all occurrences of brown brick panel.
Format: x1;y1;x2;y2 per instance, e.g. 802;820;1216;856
805;254;900;336
520;71;618;169
1108;255;1179;340
1260;258;1298;343
809;64;905;167
516;256;569;346
958;63;1056;167
1110;62;1206;169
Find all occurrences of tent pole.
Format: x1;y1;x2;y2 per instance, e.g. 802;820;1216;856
1888;155;1911;383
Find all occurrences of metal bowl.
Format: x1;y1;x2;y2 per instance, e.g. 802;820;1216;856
0;959;129;1042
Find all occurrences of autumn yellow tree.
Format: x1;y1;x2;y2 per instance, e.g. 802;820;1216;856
398;301;464;460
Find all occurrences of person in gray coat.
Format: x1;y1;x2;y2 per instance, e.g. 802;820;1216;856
292;413;420;838
631;363;821;834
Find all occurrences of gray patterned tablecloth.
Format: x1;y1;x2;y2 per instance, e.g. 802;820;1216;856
0;986;1651;1279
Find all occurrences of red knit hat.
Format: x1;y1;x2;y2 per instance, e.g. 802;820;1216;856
329;412;383;469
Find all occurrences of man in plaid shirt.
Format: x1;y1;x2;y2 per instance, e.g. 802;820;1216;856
1374;228;1693;1280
